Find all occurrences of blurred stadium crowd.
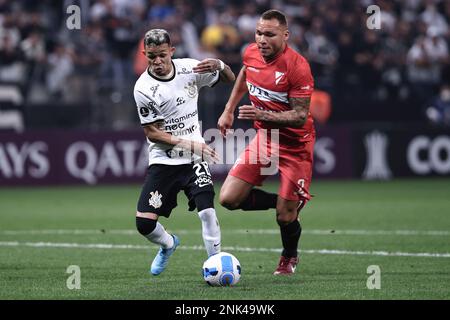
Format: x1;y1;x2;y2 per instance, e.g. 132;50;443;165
1;0;450;131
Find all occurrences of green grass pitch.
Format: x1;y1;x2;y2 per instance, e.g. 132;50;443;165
0;179;449;300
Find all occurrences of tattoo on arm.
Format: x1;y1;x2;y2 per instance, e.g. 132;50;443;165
258;97;310;127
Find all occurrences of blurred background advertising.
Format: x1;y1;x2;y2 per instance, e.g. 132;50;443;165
1;0;449;185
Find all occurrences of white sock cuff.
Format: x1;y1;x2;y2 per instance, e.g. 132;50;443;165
198;208;216;221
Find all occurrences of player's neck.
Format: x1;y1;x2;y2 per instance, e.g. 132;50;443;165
263;43;287;63
149;63;174;80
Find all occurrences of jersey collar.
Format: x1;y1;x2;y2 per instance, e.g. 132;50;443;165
261;44;288;65
147;61;176;82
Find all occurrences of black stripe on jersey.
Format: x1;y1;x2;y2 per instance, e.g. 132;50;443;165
210;71;220;88
137;90;154;102
141;119;164;127
159;100;169;108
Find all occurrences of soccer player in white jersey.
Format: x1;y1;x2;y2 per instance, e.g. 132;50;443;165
133;29;235;276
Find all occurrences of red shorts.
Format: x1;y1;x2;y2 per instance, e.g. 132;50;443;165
229;130;315;202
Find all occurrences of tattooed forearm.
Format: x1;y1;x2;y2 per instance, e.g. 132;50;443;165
258;97;310;127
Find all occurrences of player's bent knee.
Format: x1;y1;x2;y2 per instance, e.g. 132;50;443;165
276;216;297;226
219;193;240;210
219;183;241;210
276;210;298;226
136;216;157;236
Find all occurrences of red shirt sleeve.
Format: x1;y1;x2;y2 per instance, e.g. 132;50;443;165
288;57;314;99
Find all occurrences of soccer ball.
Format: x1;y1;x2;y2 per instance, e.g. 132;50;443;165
202;252;241;286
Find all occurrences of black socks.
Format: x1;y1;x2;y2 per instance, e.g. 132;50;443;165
279;219;302;258
136;216;157;236
238;188;278;211
235;188;302;258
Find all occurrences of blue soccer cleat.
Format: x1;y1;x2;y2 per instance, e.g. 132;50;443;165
150;235;180;276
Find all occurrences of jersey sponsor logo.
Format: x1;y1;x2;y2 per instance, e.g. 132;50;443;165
176;97;186;106
165;122;186;131
168;124;198;136
301;85;311;90
177;67;192;75
184;80;198;98
165;110;198;125
139;107;150;117
149;191;163;209
246;81;288;103
275;71;285;85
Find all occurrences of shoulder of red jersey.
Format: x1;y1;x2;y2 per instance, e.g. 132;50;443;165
285;45;310;70
243;43;259;63
285;46;314;98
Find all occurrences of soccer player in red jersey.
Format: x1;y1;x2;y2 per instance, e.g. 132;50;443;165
218;9;315;275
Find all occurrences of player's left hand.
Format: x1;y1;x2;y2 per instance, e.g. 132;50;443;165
238;105;262;121
193;59;221;74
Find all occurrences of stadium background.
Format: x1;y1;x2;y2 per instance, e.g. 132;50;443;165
0;0;449;300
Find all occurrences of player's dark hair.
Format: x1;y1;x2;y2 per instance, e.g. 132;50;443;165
144;29;171;47
261;9;288;27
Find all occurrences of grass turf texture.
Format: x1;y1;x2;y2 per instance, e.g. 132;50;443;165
0;179;449;299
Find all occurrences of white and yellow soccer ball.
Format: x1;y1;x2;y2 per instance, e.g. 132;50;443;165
202;252;241;286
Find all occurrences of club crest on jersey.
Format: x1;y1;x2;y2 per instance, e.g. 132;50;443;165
149;191;163;209
275;71;285;85
184;81;198;98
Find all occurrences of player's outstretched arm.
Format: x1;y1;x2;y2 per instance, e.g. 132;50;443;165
193;58;235;83
218;66;248;136
143;122;219;163
238;97;311;128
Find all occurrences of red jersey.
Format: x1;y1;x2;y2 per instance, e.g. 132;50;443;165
243;43;315;146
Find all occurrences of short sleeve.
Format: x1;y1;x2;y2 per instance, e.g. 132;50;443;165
288;58;314;99
195;68;220;88
134;89;164;126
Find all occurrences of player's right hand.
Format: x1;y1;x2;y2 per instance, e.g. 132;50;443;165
217;111;234;137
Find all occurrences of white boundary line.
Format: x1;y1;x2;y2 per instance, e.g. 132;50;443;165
0;241;449;258
1;229;450;236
